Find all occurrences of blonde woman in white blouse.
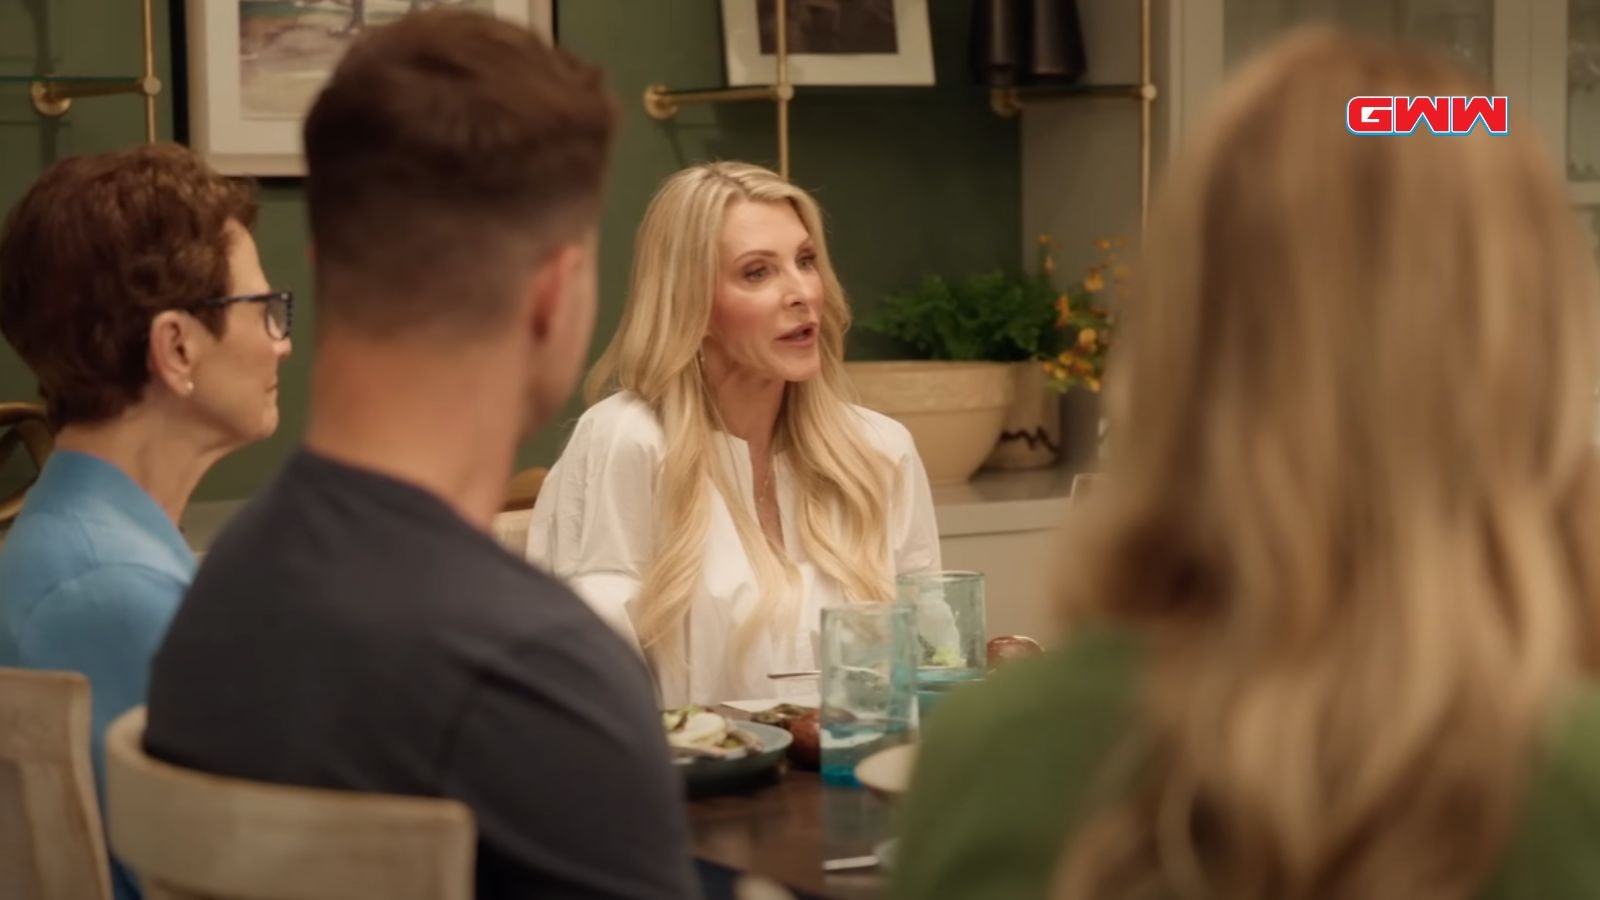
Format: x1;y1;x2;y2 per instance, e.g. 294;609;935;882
528;162;941;707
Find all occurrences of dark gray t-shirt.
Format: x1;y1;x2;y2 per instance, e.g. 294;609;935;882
146;450;695;899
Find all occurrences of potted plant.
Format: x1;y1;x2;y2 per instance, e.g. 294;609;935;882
1016;236;1119;467
852;257;1058;485
852;237;1117;483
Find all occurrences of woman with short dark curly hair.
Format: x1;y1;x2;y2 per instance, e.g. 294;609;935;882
0;142;291;900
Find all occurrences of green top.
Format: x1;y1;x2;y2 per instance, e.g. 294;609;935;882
891;628;1600;900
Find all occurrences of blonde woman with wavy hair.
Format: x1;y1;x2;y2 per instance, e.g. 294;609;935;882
528;161;941;705
894;27;1600;900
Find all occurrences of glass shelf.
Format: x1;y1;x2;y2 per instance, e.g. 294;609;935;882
988;82;1150;117
644;81;1146;121
648;82;1143;99
988;82;1145;97
0;74;142;85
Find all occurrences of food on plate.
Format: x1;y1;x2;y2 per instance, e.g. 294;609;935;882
986;634;1044;669
750;703;821;770
662;705;763;762
749;703;812;728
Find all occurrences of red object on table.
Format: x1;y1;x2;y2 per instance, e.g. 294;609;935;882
986;634;1043;669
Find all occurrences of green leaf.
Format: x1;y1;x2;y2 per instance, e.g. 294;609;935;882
860;269;1060;362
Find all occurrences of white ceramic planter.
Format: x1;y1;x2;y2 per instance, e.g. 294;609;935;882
845;361;1015;486
985;361;1062;470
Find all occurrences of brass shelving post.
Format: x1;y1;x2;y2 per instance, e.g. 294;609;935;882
30;0;162;143
643;0;793;179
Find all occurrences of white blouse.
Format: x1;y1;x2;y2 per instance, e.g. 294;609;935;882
526;391;942;707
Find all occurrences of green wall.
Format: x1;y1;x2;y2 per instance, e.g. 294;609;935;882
0;0;1019;501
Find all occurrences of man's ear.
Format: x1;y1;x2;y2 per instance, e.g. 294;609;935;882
525;243;582;344
148;310;199;397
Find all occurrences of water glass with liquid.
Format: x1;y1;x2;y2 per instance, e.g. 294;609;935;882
818;602;918;787
896;570;987;718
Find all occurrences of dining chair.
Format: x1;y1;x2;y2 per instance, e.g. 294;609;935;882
0;402;54;524
104;708;475;900
736;874;800;900
502;465;548;512
491;465;547;554
491;508;534;556
0;667;112;900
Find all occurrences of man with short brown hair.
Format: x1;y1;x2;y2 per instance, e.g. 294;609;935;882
145;11;697;898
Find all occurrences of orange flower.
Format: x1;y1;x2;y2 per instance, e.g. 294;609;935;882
1083;270;1105;293
1095;238;1112;251
1086;376;1102;392
1078;328;1097;348
1055;293;1072;327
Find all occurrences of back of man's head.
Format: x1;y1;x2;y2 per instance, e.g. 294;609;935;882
304;9;615;341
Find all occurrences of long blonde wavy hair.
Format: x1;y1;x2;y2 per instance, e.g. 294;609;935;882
1057;28;1600;900
587;162;896;678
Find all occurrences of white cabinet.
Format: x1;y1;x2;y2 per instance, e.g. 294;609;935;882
1168;1;1600;245
1170;0;1505;139
1534;0;1600;214
929;467;1079;645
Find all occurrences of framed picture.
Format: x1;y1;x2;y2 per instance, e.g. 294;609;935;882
187;1;554;176
721;0;934;86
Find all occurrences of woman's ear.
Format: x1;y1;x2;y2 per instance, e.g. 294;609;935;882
148;310;199;397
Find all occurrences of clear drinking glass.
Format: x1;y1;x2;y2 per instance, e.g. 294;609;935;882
896;571;988;717
818;602;918;787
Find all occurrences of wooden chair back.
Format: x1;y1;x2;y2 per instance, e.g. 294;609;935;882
104;708;475;900
0;667;111;900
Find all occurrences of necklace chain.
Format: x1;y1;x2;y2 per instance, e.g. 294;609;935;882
756;457;780;537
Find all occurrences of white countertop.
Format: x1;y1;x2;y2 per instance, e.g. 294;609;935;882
930;464;1081;537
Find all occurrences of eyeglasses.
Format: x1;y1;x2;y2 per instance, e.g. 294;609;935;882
197;290;294;341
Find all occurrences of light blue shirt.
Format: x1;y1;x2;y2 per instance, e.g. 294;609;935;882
0;450;195;900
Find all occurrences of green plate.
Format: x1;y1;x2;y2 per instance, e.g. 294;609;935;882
676;721;793;798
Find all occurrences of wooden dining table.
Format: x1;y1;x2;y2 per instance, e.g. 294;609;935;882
689;767;893;900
